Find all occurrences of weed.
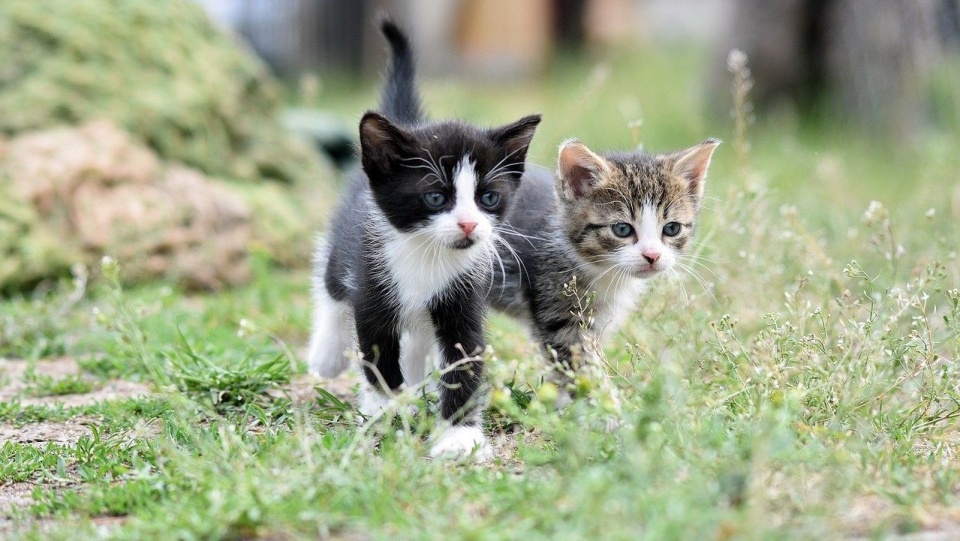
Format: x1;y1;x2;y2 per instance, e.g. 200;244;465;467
20;365;94;398
0;266;87;360
164;329;291;414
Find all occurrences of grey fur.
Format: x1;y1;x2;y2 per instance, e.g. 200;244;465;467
489;164;616;371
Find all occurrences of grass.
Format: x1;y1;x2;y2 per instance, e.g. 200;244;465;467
20;369;94;398
0;44;958;539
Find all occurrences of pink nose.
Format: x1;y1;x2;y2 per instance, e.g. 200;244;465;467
458;221;478;236
642;250;660;265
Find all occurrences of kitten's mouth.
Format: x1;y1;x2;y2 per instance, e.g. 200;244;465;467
633;267;660;279
449;237;476;250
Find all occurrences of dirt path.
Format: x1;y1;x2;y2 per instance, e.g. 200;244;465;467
0;357;151;406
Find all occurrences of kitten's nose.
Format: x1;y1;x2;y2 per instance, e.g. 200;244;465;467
458;221;478;236
642;250;660;265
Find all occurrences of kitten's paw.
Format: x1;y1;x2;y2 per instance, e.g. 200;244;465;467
357;387;420;423
429;426;492;463
358;387;391;420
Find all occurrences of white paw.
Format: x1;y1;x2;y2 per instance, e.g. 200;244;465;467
358;385;391;419
429;426;492;462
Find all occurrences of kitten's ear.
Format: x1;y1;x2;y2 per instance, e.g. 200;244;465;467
671;138;720;199
488;114;542;164
557;139;610;199
359;111;414;177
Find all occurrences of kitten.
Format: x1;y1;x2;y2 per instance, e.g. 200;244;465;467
307;20;541;460
490;138;719;384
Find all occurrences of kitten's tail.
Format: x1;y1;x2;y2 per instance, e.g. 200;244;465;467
379;19;423;124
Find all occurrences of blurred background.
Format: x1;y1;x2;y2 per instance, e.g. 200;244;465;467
0;0;958;294
197;0;960;135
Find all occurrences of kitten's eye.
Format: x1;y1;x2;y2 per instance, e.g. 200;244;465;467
423;192;446;208
611;222;634;238
479;191;500;208
662;222;681;237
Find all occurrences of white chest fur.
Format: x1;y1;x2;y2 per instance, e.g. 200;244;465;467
587;272;647;337
382;230;483;310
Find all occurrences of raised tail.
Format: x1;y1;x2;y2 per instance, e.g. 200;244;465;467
378;19;423;124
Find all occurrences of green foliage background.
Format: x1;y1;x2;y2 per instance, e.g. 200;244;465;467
0;0;325;185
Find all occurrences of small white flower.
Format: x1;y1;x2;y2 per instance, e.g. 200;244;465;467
925;208;936;219
237;318;255;338
862;201;887;226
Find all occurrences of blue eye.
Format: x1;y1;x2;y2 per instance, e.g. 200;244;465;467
423;192;446;208
479;191;500;208
611;222;634;238
662;222;681;237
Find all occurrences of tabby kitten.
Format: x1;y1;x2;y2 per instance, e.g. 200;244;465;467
490;138;719;380
308;20;541;460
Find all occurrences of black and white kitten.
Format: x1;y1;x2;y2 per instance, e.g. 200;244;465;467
307;20;541;460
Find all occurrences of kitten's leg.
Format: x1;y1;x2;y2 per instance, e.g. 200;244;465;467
372;320;438;418
306;287;354;378
358;377;392;418
399;315;436;387
540;321;587;409
428;286;491;462
354;297;403;419
546;334;623;428
544;327;610;411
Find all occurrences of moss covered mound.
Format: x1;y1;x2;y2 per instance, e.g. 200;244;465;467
0;0;327;185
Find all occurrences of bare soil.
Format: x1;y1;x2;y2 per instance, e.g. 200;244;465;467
0;357;150;406
0;417;94;446
283;372;357;405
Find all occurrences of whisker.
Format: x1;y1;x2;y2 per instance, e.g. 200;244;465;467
669;268;692;307
484;168;526;184
490;241;508;292
493;236;528;285
672;261;719;306
677;256;721;279
494;225;546;246
400;155;445;185
483;243;498;299
485;146;527;181
602;265;628;301
585;262;623;293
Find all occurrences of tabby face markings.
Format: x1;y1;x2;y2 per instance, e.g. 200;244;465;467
586;199;689;277
556;138;719;280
